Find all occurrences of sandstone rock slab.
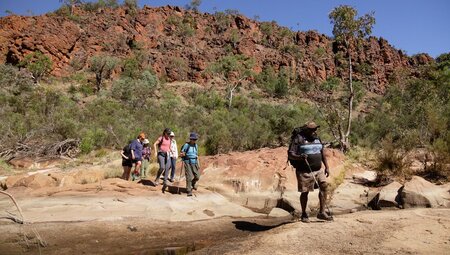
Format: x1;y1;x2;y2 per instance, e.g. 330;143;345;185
401;176;450;208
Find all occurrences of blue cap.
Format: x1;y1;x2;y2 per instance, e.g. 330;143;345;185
189;132;199;140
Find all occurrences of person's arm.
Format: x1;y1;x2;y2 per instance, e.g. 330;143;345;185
321;148;330;177
179;144;186;158
173;140;178;159
130;141;136;160
288;138;307;160
153;137;160;157
195;144;200;167
120;150;128;159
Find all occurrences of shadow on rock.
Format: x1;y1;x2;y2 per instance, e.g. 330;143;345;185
138;179;157;186
232;221;290;232
162;184;187;195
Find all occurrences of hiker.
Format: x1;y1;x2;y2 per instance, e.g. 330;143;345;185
288;121;332;222
153;128;172;188
120;140;133;180
180;132;200;196
168;131;178;182
140;139;151;179
130;132;145;181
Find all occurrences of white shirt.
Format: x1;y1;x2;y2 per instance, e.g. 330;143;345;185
169;139;178;159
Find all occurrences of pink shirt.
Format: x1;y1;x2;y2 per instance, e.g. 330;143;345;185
158;136;171;152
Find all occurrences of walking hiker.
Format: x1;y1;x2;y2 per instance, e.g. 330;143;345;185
288;121;332;223
121;140;133;180
180;132;200;197
140;139;151;179
168;131;178;182
153;128;172;189
131;132;145;181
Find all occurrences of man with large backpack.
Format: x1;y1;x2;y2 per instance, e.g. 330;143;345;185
288;121;332;222
180;132;200;197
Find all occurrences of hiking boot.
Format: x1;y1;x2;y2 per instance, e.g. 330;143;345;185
187;192;193;197
154;180;159;186
300;214;310;223
169;179;174;183
317;212;333;221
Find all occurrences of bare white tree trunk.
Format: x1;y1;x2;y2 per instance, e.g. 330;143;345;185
227;77;245;109
343;44;354;151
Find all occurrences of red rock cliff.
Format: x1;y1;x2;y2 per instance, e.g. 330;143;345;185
0;5;433;93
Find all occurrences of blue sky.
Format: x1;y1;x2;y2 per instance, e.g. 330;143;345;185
1;0;449;57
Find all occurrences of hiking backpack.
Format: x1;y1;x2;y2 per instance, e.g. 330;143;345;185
181;143;198;160
123;142;132;159
287;127;304;167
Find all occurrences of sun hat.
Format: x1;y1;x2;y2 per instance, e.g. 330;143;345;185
305;121;320;129
142;139;150;144
189;132;199;140
169;131;175;137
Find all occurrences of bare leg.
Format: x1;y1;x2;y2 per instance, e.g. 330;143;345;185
318;183;328;214
134;161;142;175
300;192;309;215
122;166;131;180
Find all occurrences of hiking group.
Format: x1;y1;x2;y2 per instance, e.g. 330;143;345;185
119;120;334;216
120;128;200;197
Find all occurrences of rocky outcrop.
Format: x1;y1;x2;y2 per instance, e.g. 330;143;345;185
0;6;433;93
401;176;450;208
352;170;377;185
368;176;450;209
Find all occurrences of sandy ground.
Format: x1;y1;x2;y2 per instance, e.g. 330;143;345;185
193;208;450;255
1;208;449;255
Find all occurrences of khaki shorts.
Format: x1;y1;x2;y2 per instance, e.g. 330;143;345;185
296;170;327;192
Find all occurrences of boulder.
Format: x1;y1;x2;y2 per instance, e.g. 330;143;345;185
8;157;34;169
368;181;403;209
5;174;28;189
0;177;6;190
331;180;371;214
379;181;403;207
72;169;105;184
58;175;76;187
352;170;377;185
401;176;450;208
13;173;57;189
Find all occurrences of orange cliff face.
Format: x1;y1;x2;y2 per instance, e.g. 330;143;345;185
0;5;433;93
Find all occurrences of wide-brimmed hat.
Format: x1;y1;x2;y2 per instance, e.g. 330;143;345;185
305;121;320;129
169;131;175;137
189;132;199;140
142;139;150;144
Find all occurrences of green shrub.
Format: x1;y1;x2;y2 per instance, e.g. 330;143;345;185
80;129;108;154
0;64;35;95
18;51;53;83
112;70;159;107
213;11;232;33
374;136;413;183
89;55;119;91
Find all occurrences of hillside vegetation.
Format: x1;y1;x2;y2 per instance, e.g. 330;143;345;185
0;2;448;181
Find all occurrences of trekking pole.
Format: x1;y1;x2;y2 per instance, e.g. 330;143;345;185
304;158;333;220
177;161;184;194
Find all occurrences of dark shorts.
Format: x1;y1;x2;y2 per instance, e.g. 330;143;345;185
122;159;132;167
295;169;327;192
132;159;142;164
